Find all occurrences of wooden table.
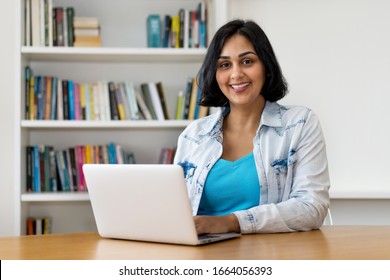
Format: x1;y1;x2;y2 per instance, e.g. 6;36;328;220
1;226;390;260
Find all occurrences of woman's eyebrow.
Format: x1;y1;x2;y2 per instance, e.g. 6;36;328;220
218;51;257;59
238;51;257;57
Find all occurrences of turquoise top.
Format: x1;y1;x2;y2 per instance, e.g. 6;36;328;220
198;152;260;216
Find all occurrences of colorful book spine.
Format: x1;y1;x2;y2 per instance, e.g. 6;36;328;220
147;14;161;48
25;66;31;119
68;80;75;120
50;76;57;120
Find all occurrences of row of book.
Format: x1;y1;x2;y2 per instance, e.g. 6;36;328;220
147;0;211;48
26;143;136;193
25;0;101;47
25;67;209;121
26;216;52;235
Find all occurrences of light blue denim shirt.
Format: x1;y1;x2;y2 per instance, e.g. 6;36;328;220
174;101;330;234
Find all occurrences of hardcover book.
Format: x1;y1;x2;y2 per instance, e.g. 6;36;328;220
147;14;161;48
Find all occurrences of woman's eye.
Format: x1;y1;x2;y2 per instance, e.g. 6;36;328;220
242;58;253;65
219;62;230;69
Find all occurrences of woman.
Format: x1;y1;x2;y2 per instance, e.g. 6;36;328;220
174;19;330;234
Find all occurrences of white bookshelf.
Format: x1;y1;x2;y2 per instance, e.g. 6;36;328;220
16;0;228;235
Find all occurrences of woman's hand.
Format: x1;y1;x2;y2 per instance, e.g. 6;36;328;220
194;214;241;235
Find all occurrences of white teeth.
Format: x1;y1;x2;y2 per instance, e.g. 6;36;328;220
231;83;250;89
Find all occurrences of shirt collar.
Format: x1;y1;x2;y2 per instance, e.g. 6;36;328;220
260;101;283;128
199;101;284;136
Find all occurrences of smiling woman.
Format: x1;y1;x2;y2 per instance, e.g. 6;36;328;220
174;19;330;235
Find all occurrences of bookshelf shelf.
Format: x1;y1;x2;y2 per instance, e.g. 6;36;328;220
21;192;90;202
21;47;207;63
21;120;191;128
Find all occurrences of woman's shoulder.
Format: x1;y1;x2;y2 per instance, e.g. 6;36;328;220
272;102;316;119
265;102;320;129
181;108;224;136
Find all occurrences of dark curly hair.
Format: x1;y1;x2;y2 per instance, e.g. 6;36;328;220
198;19;288;107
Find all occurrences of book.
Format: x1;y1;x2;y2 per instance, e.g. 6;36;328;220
43;0;52;47
26;217;35;235
135;88;152;120
25;66;31;119
107;143;117;164
74;28;100;37
62;7;68;46
170;14;180;48
108;82;119;120
25;0;32;46
177;8;190;48
156;82;170;119
100;81;111;121
44;76;52;120
119;83;131;120
61;149;71;191
124;81;140;120
52;4;57;46
74;35;102;47
66;7;74;46
65;149;75;191
175;90;184;120
34;76;40;119
198;1;207;48
188;76;199;120
29;74;35;120
54;7;64;46
32;145;40;192
75;146;85;191
49;147;57;191
56;78;63;120
26;146;33;192
43;145;51;192
47;0;53;47
88;83;95;120
147;14;161;48
178;9;185;48
140;83;157;120
115;83;126;120
68;80;76;120
38;144;46;192
35;76;44;120
73;17;99;29
73;82;80;120
31;0;41;46
190;10;198;48
62;80;69;120
79;83;86;119
92;82;100;120
183;77;193;119
50;76;57;120
147;82;165;120
162;15;171;48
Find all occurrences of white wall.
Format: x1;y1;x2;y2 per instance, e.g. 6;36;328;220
228;0;390;225
0;0;17;236
229;0;390;195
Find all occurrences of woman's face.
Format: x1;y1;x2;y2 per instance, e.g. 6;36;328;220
216;34;266;109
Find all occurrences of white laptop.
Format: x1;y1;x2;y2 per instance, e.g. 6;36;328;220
83;164;241;245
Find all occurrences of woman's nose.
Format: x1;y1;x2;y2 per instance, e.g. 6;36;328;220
230;64;244;80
